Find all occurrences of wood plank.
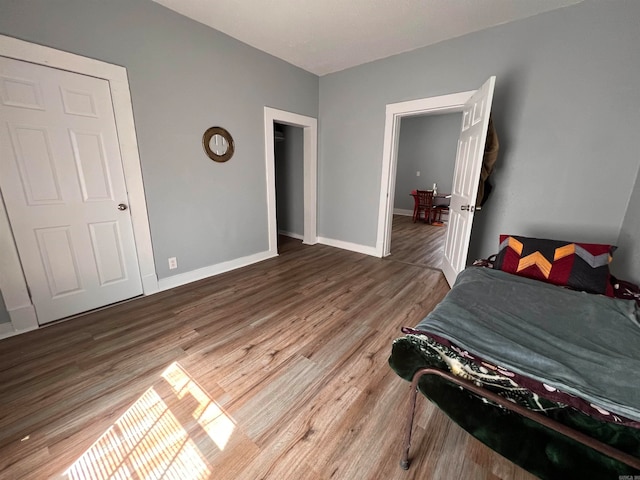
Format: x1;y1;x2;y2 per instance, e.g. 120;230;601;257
388;214;446;269
0;234;535;479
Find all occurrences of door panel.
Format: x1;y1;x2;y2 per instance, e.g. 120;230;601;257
89;221;128;286
442;77;495;286
35;226;84;297
0;75;45;110
10;125;64;204
70;130;114;201
0;56;143;324
60;87;99;117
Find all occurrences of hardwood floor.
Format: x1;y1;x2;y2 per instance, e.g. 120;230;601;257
387;214;446;270
0;236;535;479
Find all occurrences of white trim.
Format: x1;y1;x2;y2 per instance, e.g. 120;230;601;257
393;208;414;217
264;107;318;251
317;237;378;257
0;322;15;337
0;304;39;340
0;34;158;334
5;304;38;330
157;250;277;292
278;230;304;241
376;91;475;257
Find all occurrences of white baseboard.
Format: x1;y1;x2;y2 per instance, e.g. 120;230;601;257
317;236;378;257
394;208;449;222
141;273;160;295
0;322;15;339
157;250;278;292
1;250;281;339
278;230;304;240
0;303;39;340
393;208;413;216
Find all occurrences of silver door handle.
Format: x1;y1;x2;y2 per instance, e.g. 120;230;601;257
461;205;482;212
118;203;128;211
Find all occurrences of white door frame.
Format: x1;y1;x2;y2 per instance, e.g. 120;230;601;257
264;107;317;253
375;90;475;258
0;34;158;336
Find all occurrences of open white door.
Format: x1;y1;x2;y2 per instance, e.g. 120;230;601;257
442;76;496;286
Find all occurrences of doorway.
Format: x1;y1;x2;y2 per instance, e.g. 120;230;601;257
387;112;461;270
0;34;157;335
376;91;474;258
274;123;305;250
264;107;318;254
376;78;495;286
0;55;144;324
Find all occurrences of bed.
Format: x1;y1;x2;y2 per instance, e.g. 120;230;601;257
388;235;640;479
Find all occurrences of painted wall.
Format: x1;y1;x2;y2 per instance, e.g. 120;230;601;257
614;165;640;284
1;0;639;324
394;113;460;211
0;292;9;324
275;124;304;237
318;0;640;262
0;0;318;287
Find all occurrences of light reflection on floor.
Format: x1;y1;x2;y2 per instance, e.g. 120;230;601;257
64;362;235;479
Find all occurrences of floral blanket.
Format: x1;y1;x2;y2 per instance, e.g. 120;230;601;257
398;327;640;429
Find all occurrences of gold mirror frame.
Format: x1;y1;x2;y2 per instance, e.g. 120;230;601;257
202;126;235;163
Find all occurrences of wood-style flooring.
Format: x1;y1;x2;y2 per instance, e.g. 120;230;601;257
0;233;535;479
387;214;446;270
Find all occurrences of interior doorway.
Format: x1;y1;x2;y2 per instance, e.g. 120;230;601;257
375;91;474;258
376;77;495;286
0;55;144;325
0;34;158;337
274;123;305;249
264;107;318;255
387;112;462;270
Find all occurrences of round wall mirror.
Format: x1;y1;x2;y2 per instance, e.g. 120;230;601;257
203;126;234;162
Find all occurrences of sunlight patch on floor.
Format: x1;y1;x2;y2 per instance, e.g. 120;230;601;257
64;362;235;479
162;362;235;451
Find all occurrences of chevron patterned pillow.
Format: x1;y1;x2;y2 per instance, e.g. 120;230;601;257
494;235;616;296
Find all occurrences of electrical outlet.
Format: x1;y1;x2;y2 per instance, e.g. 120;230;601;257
168;257;177;270
416;171;421;176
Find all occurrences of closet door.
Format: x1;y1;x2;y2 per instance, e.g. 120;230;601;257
0;56;143;324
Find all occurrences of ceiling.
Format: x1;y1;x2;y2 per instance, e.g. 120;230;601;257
151;0;583;76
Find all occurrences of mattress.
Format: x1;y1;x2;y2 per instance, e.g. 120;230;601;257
388;266;640;478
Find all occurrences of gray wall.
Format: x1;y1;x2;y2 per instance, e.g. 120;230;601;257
394;113;460;211
0;0;318;285
275;124;304;236
615;165;640;284
318;0;640;262
0;292;9;324
2;0;639;324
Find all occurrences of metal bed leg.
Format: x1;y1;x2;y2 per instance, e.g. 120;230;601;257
400;372;422;470
398;367;640;471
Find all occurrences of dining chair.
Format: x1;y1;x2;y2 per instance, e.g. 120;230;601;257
431;205;449;224
431;195;451;225
412;190;434;223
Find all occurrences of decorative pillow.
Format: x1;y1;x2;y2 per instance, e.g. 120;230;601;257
494;235;616;296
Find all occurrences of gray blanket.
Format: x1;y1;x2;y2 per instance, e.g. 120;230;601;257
417;267;640;422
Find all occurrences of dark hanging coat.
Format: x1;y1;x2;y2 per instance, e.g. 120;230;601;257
477;115;499;207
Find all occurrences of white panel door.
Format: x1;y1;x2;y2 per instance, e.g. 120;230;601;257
442;77;495;287
0;56;143;324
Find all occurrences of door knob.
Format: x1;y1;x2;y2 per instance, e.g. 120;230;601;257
461;205;482;212
118;203;128;211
